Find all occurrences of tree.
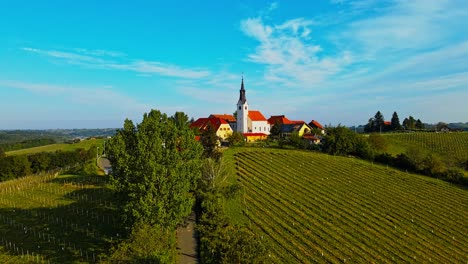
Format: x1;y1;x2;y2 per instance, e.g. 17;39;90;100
402;118;409;130
270;120;282;138
374;111;385;133
408;116;416;130
110;223;177;263
364;118;375;133
415;119;424;130
0;147;5;158
227;131;245;146
322;126;371;158
107;110;203;230
171;111;189;130
368;133;388;152
436;122;448;131
390;111;401;130
200;123;220;159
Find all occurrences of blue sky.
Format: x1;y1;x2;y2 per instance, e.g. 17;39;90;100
1;0;467;129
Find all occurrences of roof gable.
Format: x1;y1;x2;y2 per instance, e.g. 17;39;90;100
209;114;236;123
309;120;324;130
268;115;293;125
190;117;229;131
248;110;267;121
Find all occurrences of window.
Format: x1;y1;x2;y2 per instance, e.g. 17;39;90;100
239;106;241;110
245;106;247;110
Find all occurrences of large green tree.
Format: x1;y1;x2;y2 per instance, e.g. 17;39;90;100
374;111;385;132
390;111;401;130
107;110;203;230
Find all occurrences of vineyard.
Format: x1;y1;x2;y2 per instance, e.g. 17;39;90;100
0;173;118;263
234;148;468;263
383;132;468;163
6;139;105;156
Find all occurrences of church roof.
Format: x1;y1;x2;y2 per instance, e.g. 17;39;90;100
238;77;247;104
190;117;229;131
248;110;267;121
209;114;236;123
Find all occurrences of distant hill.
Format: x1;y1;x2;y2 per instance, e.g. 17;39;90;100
227;148;468;262
5;138;105;156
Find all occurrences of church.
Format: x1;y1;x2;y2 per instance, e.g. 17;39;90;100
236;78;270;135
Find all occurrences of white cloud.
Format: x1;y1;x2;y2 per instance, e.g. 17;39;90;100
240;17;350;89
22;47;210;79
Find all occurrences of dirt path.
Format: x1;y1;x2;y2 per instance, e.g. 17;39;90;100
177;211;198;263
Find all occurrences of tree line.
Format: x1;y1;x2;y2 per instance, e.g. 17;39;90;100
0;147;97;182
365;111;425;133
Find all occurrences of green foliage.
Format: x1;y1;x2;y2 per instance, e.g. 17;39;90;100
107;110;203;230
0;138;56;152
269;121;281;138
227;131;245;147
390;111;401;130
170;111;190;130
200;123;221;160
197;192;267;264
368;133;388;153
110;223;177;263
322;126;373;158
0;173;118;262
365;111;385;132
234;149;468;262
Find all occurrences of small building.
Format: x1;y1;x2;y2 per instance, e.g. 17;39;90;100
209;114;237;131
280;123;312;137
190;117;233;140
248;110;270;134
308;120;325;134
244;132;268;142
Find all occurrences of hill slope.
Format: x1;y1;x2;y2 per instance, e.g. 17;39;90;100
383;132;468;165
233;148;467;263
0;173;118;262
6;138;104;156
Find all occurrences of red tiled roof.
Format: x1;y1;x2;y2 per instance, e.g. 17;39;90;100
291;120;305;125
309;120;324;130
268;115;293;125
384;121;391;125
248;110;267;121
194;136;201;141
190;117;229;131
209;114;236;123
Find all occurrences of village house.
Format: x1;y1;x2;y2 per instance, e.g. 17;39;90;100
189;117;233;140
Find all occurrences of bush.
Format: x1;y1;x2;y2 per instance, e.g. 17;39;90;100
110;223;177;263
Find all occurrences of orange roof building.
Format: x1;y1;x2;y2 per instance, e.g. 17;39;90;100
190;117;233;140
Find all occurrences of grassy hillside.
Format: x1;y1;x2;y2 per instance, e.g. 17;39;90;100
6;138;105;156
230;148;467;263
0;173;118;263
383;132;468;164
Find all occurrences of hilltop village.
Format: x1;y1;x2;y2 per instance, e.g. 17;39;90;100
190;78;325;143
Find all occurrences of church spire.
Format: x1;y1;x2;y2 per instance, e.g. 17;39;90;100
239;76;247;104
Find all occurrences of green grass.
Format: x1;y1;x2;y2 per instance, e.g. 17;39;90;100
383;132;468;164
228;147;468;263
0;172;118;263
6;139;105;156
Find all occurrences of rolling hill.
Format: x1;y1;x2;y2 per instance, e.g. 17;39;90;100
230;148;467;263
6;138;105;156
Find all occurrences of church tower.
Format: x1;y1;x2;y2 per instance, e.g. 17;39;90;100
236;77;248;133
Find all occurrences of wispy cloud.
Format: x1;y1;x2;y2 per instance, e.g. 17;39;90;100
22;47;210;79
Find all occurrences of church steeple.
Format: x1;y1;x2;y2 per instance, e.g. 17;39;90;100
236;76;249;133
239;77;247;104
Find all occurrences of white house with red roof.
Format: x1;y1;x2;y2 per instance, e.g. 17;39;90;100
236;78;270;135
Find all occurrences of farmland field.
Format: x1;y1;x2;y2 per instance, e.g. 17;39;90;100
383;132;468;163
0;173;118;263
232;148;468;263
6;139;105;156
